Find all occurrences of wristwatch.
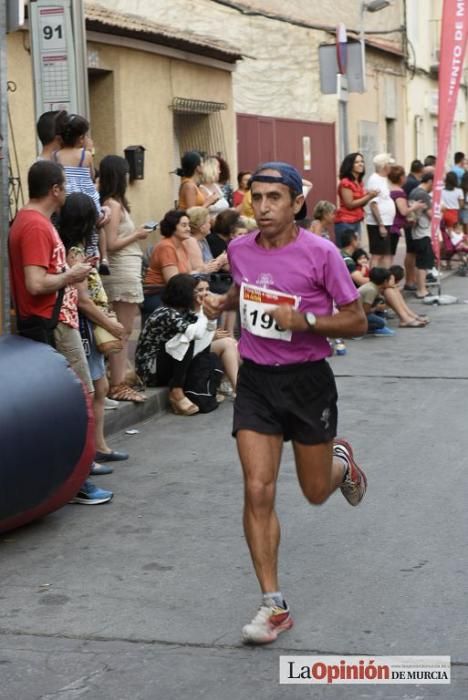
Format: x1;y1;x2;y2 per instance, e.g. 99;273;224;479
304;311;317;330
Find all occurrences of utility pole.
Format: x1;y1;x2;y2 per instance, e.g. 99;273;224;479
0;2;10;334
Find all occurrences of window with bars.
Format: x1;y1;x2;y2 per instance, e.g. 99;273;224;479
171;97;227;157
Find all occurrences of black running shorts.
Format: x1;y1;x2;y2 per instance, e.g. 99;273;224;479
233;359;338;445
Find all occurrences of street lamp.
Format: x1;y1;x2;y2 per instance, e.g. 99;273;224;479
359;0;392;91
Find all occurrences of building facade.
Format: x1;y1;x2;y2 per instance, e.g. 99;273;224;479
6;4;240;226
93;0;408;194
405;0;467;164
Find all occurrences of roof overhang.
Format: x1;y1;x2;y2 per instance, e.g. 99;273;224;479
85;3;243;65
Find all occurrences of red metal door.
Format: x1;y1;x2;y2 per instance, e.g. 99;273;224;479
237;113;336;210
258;118;275;163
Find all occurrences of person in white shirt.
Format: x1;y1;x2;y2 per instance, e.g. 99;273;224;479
200;157;230;217
441;171;464;232
365;153;396;269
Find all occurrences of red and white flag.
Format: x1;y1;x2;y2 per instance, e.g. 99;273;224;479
431;0;468;260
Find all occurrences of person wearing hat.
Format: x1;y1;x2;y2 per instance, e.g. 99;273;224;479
365;153;396;269
203;161;368;645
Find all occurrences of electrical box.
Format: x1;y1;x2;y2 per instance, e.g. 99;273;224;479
124;145;145;181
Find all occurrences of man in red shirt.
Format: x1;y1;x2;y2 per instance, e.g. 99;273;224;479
9;160;113;505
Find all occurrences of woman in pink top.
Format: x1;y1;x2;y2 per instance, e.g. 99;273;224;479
334;152;379;247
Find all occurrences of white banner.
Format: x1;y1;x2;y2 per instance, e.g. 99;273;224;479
279;656;451;685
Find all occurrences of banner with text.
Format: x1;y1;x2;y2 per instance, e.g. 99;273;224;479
431;0;468;260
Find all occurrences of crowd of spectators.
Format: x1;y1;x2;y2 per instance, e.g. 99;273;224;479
310;149;468;351
7;106;468;503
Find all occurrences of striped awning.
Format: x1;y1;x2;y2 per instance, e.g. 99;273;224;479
171;97;227;114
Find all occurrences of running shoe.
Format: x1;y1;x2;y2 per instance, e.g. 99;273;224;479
70;480;113;505
334;438;367;507
241;602;293;645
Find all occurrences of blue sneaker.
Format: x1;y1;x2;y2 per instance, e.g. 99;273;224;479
371;327;395;337
70;479;113;505
334;339;347;355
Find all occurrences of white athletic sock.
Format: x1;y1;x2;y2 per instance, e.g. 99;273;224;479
334;452;349;482
263;592;285;608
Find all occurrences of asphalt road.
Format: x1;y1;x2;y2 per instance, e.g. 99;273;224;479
1;274;468;700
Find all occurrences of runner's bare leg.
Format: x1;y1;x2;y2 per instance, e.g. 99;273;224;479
293;441;344;504
237;430;283;593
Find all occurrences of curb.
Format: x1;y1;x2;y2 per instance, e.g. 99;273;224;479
104;387;169;436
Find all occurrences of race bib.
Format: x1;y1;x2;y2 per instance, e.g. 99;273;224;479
240;283;300;342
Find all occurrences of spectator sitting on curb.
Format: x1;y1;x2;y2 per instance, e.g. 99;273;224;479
358;268;395;337
340;231;426;326
135;274;222;416
388;266;429;327
184;206;228;274
351;248;370;279
340;229;369;287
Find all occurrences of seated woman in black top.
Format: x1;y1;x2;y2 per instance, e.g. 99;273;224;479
135;274;222;416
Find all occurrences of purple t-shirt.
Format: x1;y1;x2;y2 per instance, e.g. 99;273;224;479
228;228;359;366
390;189;408;234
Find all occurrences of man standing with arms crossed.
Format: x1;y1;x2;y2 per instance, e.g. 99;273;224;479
205;162;368;645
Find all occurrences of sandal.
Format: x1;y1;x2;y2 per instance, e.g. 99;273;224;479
169;396;199;416
399;319;426;328
108;383;147;403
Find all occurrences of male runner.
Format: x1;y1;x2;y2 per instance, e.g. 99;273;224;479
204;162;368;645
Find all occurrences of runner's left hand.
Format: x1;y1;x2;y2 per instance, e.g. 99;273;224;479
268;305;308;332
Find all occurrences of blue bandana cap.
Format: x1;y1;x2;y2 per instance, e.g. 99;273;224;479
250;161;303;195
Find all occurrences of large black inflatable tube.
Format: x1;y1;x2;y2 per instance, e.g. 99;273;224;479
0;335;95;532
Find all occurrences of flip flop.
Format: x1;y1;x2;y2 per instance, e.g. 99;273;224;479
399;320;426;328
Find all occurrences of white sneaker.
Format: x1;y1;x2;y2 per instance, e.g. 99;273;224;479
104;397;119;410
241;603;293;645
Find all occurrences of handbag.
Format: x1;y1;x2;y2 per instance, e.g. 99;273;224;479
16;287;64;348
93;314;123;357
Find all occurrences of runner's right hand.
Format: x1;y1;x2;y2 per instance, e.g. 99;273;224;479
203;292;226;319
